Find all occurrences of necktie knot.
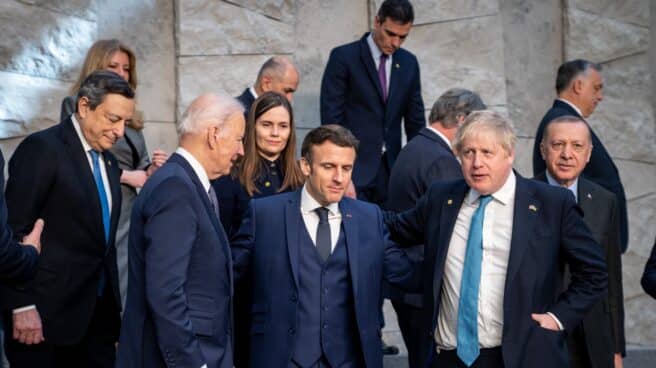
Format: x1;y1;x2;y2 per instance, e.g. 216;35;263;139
380;53;388;63
315;207;330;224
89;149;100;161
478;195;493;209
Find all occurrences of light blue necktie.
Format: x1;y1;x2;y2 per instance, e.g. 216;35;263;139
89;150;110;243
457;195;493;367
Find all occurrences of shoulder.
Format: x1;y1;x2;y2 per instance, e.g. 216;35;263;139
252;190;296;208
15;125;61;155
328;38;361;60
395;48;419;65
579;176;617;204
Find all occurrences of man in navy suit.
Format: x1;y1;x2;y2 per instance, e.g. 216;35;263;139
385;88;485;367
237;56;299;116
532;59;629;253
320;0;425;204
232;125;418;367
642;238;656;299
386;111;607;368
117;94;245;368
1;71;133;367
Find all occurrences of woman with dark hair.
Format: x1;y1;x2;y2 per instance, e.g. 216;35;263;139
211;91;303;367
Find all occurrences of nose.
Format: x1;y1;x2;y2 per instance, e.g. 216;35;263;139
333;169;344;184
286;92;294;103
237;141;245;157
471;152;483;168
271;125;280;137
561;144;573;159
115;120;126;138
391;37;401;49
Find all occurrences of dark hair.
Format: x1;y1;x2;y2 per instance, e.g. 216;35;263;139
301;125;359;163
377;0;414;24
238;92;304;196
555;59;602;94
541;115;591;144
429;88;486;128
76;70;134;112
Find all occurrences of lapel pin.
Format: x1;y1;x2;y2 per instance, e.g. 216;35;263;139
107;160;111;166
346;213;352;218
395;63;400;69
587;193;592;199
447;199;453;205
529;204;537;212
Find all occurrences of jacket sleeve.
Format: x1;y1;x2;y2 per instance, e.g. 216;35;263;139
402;59;426;141
320;48;348;125
641;239;656;299
605;195;625;355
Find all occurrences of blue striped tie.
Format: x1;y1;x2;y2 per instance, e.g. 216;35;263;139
89;150;110;243
457;195;493;366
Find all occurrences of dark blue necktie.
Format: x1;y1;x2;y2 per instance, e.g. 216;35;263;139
208;186;221;220
89;150;110;243
457;195;493;367
314;207;331;261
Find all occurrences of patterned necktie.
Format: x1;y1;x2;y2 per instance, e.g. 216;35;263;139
208;186;221;220
378;53;388;101
89;150;110;243
314;207;331;261
457;195;493;367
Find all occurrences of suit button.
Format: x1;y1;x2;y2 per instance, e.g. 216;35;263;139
288;327;296;335
290;294;298;302
323;324;327;329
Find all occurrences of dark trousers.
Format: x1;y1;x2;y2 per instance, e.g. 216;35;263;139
431;348;504;368
567;328;594;368
5;290;120;368
392;300;429;368
356;153;390;205
290;356;360;368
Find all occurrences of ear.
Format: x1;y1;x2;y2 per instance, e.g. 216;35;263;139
77;96;90;119
572;78;584;95
207;126;218;149
261;75;273;92
299;157;311;176
539;142;547;160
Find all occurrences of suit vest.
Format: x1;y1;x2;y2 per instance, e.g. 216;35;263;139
292;223;362;367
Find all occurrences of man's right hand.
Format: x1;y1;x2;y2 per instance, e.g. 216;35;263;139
13;308;44;345
21;219;44;255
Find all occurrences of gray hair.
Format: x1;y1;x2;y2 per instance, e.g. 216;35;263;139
177;93;244;137
76;70;134;112
541;115;592;145
453;110;516;156
429;88;486;128
555;59;602;94
256;56;295;85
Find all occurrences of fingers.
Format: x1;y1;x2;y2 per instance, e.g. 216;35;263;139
31;219;45;236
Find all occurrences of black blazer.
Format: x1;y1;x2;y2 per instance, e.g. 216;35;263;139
0;118;122;345
535;173;625;366
320;33;425;187
236;88;255;119
0;151;38;282
384;127;462;305
641;238;656;299
532;99;628;252
385;174;608;368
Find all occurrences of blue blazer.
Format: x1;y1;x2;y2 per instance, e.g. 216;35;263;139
532;100;628;252
232;190;418;368
385;174;608;368
320;33;425;187
117;153;233;368
642;238;656;299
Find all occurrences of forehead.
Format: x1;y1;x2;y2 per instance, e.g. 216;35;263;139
311;142;356;164
97;93;134;112
461;128;503;148
224;112;246;133
380;18;412;34
258;106;289;121
582;68;602;84
546;121;590;140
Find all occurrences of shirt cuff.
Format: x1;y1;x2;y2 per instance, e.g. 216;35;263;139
546;312;564;331
13;305;36;314
201;365;207;368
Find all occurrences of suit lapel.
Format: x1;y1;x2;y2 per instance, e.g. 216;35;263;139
285;191;303;291
359;34;386;103
103;152;121;248
339;199;359;298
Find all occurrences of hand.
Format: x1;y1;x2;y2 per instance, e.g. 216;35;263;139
13;308;44;345
344;180;357;199
151;149;169;168
121;169;148;188
614;353;623;368
531;313;560;331
21;219;44;254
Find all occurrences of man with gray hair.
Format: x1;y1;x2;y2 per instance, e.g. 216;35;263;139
385;88;485;367
385;110;607;368
236;56;299;114
117;93;245;368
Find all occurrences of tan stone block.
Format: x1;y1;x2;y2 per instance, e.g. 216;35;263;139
370;0;498;25
512;137;534;178
627;193;656;259
142;122;178;157
624;295;656;345
21;0;96;21
617;160;656;201
223;0;294;23
568;0;649;27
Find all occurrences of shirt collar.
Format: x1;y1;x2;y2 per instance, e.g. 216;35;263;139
301;184;340;216
466;170;516;206
426;125;452;149
249;86;258;100
545;170;578;202
175;147;211;193
556;98;583;117
71;114;94;153
367;33;385;62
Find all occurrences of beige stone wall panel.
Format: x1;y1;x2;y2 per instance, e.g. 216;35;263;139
0;1;96;80
567;0;649;27
143;121;178;157
21;0;96;21
617;160;656;201
177;0;294;56
371;0;498;25
224;0;295;23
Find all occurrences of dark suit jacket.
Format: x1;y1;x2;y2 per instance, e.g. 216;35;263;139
0;118;122;344
641;238;656;299
236;88;255;119
532;99;629;252
384;127;462;305
535;173;625;366
0;151;38;282
232;190;418;368
320;33;425;187
385;174;608;368
117;153;233;368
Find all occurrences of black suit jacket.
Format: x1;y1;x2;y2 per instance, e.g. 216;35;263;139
385;174;608;368
320;33;425;187
0;118;122;345
0;151;38;282
641;238;656;299
236;88;255;119
384;127;462;305
535;173;625;366
533;99;628;252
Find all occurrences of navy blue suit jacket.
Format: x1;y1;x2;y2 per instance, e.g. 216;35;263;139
236;88;255;119
0;150;38;282
642;238;656;299
532;100;628;252
232;190;418;368
117;153;233;368
385;174;608;368
320;33;425;187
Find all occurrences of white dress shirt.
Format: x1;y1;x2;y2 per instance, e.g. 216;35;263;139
366;34;392;96
175;147;211;195
435;171;516;349
426;125;453;149
248;86;259;100
300;185;341;251
546;170;579;202
557;97;583;117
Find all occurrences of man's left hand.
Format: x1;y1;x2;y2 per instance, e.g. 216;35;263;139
531;313;560;331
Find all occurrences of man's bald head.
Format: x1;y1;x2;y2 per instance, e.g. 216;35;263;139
177;93;244;137
254;56;299;102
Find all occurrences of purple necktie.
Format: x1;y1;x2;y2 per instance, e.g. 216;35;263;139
378;53;388;101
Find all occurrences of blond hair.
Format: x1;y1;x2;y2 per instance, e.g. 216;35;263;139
453;110;516;156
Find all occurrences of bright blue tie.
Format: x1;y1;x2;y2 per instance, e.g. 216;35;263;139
90;150;110;243
457;195;493;367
